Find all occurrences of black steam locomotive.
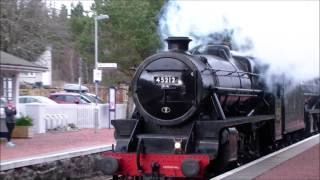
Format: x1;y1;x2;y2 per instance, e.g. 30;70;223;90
98;37;320;179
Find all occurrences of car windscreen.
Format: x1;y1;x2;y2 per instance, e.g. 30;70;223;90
83;94;103;103
0;98;6;107
80;96;91;103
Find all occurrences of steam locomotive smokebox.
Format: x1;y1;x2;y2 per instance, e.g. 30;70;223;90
166;37;192;51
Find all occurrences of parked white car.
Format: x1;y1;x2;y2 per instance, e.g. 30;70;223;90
63;83;89;92
19;96;57;104
63;83;104;103
0;97;6;119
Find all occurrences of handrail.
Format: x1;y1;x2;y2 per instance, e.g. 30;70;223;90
145;69;188;72
201;67;260;77
214;87;263;94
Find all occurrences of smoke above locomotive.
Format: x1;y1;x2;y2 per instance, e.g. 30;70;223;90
158;1;319;85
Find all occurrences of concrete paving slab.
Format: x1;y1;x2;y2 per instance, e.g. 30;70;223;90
0;145;111;171
0;128;115;160
212;134;320;180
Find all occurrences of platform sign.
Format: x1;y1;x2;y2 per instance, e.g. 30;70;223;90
108;87;116;128
93;69;102;82
98;63;117;69
109;88;116;110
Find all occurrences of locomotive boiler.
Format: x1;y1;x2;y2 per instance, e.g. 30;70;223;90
97;37;320;180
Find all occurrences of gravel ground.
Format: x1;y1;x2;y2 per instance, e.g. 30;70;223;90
83;175;111;180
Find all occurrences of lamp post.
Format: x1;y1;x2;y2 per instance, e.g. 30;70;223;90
94;14;109;133
95;14;109;69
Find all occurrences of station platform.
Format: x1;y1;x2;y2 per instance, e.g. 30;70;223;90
0;128;115;170
212;134;320;180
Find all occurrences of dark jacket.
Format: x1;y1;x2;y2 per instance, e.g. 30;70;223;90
5;107;16;123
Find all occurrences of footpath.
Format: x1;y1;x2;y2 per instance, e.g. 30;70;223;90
0;128;114;163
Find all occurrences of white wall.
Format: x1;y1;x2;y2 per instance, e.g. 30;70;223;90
35;46;52;86
19;103;127;133
19;72;37;84
19;46;52;86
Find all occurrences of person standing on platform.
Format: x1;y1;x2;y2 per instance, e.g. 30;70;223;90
5;100;16;147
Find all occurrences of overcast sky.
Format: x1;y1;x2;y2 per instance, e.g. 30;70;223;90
159;1;319;82
47;0;94;13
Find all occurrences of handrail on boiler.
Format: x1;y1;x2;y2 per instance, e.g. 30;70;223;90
201;67;261;77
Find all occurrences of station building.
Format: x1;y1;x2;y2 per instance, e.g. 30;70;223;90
0;51;47;112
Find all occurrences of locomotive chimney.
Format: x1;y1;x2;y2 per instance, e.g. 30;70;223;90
165;37;192;52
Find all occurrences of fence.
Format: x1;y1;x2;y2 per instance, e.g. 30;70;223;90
19;103;127;133
20;83;129;103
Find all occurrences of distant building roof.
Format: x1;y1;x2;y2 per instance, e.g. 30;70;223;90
0;51;47;72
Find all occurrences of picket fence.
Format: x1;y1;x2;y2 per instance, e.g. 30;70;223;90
19;103;127;133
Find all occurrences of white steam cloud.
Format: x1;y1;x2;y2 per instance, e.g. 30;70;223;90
159;1;319;83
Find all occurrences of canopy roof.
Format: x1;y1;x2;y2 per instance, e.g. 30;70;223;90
0;51;47;72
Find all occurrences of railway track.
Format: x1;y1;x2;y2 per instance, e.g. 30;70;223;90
93;133;319;180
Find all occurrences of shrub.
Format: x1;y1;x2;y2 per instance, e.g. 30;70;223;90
15;116;33;126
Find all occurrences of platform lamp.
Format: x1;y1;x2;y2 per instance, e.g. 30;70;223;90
94;14;109;133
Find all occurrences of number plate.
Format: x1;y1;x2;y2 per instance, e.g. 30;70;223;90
154;76;179;84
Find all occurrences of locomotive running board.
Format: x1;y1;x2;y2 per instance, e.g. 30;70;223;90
196;115;275;141
223;115;275;127
215;87;263;94
306;108;320;114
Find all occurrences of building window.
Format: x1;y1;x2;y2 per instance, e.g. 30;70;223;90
2;77;13;100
